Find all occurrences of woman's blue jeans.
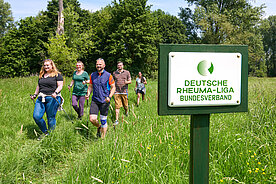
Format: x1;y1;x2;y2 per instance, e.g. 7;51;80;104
33;96;61;134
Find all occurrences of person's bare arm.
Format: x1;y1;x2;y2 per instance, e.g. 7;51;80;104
30;85;39;100
105;83;115;103
52;81;63;98
85;83;93;100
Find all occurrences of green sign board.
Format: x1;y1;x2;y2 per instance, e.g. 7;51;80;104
158;44;248;115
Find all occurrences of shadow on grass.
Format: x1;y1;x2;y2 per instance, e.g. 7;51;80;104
73;120;99;142
58;113;76;124
25;124;42;140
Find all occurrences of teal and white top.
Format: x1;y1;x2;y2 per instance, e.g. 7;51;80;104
136;77;146;90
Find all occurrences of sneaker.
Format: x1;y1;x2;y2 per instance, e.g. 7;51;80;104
113;120;119;126
96;127;101;138
37;133;48;141
78;111;82;119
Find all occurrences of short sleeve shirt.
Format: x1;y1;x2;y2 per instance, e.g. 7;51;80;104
38;73;63;95
72;71;89;96
136;77;146;90
113;70;131;94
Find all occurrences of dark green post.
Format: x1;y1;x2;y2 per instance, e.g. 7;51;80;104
190;114;210;184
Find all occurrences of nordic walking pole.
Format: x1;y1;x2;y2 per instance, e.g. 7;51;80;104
86;99;89;138
68;85;73;119
54;97;74;124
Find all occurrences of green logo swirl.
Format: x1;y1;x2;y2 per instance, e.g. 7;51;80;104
197;60;214;76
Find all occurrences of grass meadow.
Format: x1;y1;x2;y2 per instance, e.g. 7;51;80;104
0;76;275;183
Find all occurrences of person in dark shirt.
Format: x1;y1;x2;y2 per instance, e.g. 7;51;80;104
30;59;63;140
68;61;89;119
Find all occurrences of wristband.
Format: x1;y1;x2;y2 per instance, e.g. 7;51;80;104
55;91;58;95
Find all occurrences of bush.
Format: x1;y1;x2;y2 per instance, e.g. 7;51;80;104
44;35;78;76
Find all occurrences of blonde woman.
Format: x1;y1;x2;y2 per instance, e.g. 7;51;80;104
68;61;89;119
30;59;63;140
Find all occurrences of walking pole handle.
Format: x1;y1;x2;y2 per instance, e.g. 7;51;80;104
30;94;36;104
86;98;89;138
68;85;72;92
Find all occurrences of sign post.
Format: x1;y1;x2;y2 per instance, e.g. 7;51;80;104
158;44;248;183
190;114;210;183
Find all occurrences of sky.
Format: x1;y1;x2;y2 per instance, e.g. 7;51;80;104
5;0;276;22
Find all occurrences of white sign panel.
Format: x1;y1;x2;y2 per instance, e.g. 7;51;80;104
168;52;242;107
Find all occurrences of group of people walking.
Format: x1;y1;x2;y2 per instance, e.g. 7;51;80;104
30;58;147;140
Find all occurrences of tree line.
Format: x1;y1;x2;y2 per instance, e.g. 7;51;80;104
0;0;275;78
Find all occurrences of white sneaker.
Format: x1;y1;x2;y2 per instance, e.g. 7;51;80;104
113;120;119;126
37;133;48;141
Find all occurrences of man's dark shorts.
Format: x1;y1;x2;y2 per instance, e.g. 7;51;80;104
90;100;110;116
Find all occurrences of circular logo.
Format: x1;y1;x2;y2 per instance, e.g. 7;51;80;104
197;60;214;76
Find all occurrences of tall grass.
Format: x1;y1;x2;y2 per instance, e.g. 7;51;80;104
0;76;275;183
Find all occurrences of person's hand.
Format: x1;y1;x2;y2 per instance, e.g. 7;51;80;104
125;80;130;85
51;92;57;98
30;94;37;100
68;85;72;90
105;96;111;103
85;94;89;100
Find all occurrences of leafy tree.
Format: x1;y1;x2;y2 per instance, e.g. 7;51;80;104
0;0;94;77
260;16;276;77
179;7;200;43
0;0;13;38
73;7;113;73
0;16;47;77
44;34;78;76
63;4;96;73
105;0;161;76
152;9;186;44
183;0;267;76
42;0;95;74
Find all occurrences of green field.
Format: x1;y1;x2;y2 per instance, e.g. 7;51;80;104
0;77;275;183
